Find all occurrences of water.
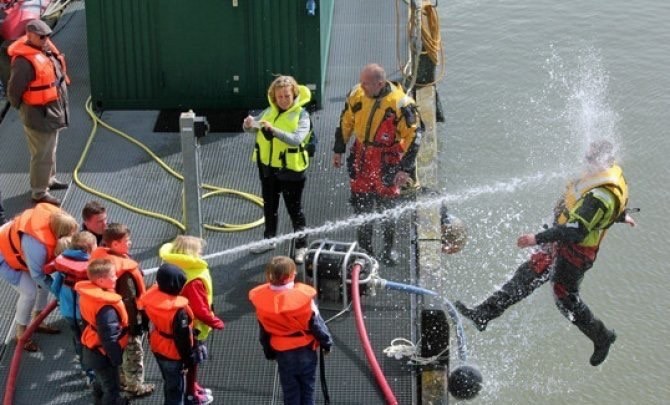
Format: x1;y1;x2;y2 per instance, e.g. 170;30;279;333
437;0;670;403
199;170;564;262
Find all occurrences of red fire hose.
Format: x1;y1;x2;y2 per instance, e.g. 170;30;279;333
3;300;58;405
350;263;398;405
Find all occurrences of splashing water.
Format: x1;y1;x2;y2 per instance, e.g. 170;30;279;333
544;46;622;171
202;170;564;262
440;47;626;402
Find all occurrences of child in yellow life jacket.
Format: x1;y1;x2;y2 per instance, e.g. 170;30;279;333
47;230;97;385
159;235;222;405
90;223;154;397
249;256;333;405
138;263;195;404
76;258;129;405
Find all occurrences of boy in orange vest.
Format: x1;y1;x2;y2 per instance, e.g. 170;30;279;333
249;256;333;405
90;223;154;397
48;230;97;385
76;258;129;405
139;263;195;404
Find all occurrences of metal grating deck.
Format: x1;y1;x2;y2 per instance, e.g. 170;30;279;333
0;1;420;404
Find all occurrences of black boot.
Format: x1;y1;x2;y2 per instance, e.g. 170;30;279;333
589;327;617;367
567;298;617;367
455;301;490;332
357;222;374;256
457;261;548;331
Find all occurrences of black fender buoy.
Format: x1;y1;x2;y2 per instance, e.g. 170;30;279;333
448;364;483;400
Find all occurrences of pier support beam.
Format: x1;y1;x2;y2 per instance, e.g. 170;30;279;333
415;82;449;404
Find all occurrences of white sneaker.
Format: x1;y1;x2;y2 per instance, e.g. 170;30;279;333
294;247;307;264
186;393;213;405
250;241;276;254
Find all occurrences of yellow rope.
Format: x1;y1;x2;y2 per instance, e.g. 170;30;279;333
73;97;265;233
419;3;441;65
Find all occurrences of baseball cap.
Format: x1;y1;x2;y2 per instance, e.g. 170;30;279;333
25;19;52;36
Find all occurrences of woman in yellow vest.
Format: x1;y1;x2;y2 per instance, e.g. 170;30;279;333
138;263;195;405
243;75;313;264
456;140;637;367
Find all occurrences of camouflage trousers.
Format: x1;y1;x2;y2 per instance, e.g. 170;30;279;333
120;334;145;387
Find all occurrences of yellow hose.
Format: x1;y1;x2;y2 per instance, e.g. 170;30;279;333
73;97;264;232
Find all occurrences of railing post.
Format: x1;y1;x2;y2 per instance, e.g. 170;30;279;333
179;110;208;237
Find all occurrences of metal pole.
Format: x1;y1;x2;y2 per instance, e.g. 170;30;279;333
179;110;205;237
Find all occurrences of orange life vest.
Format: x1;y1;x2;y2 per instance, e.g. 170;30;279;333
0;203;60;271
75;280;129;355
248;283;317;351
138;285;194;360
44;254;89;286
90;247;147;297
7;36;69;106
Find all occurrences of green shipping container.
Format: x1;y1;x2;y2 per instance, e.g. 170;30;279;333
86;0;334;110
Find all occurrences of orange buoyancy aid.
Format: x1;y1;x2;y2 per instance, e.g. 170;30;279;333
0;203;60;271
138;285;194;360
45;255;89;286
90;247;146;297
75;281;129;354
349;112;405;196
248;283;317;351
7;36;69;106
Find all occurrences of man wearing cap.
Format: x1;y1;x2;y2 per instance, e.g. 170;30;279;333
7;19;70;206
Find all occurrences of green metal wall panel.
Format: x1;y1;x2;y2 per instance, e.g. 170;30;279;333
86;0;333;110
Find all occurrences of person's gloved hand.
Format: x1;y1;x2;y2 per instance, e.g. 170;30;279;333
211;317;224;330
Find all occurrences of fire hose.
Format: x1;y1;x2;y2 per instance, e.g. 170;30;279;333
3;300;58;405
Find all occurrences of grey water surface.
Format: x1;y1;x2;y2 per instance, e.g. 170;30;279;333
436;0;669;403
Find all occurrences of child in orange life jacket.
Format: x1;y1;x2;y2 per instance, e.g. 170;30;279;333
159;235;223;405
76;259;129;405
138;263;195;405
90;223;154;397
249;256;333;405
48;231;97;385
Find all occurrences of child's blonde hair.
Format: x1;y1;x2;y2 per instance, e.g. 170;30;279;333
265;256;296;286
171;235;205;257
87;258;115;281
54;236;72;256
72;231;97;254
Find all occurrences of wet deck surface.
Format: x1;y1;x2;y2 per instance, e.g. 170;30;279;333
0;1;421;404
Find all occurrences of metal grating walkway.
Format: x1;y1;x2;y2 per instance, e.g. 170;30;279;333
0;1;420;404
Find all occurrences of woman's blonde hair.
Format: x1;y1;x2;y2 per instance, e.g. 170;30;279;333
265;256;296;286
267;75;299;105
50;212;79;239
54;236;72;256
171;235;205;257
